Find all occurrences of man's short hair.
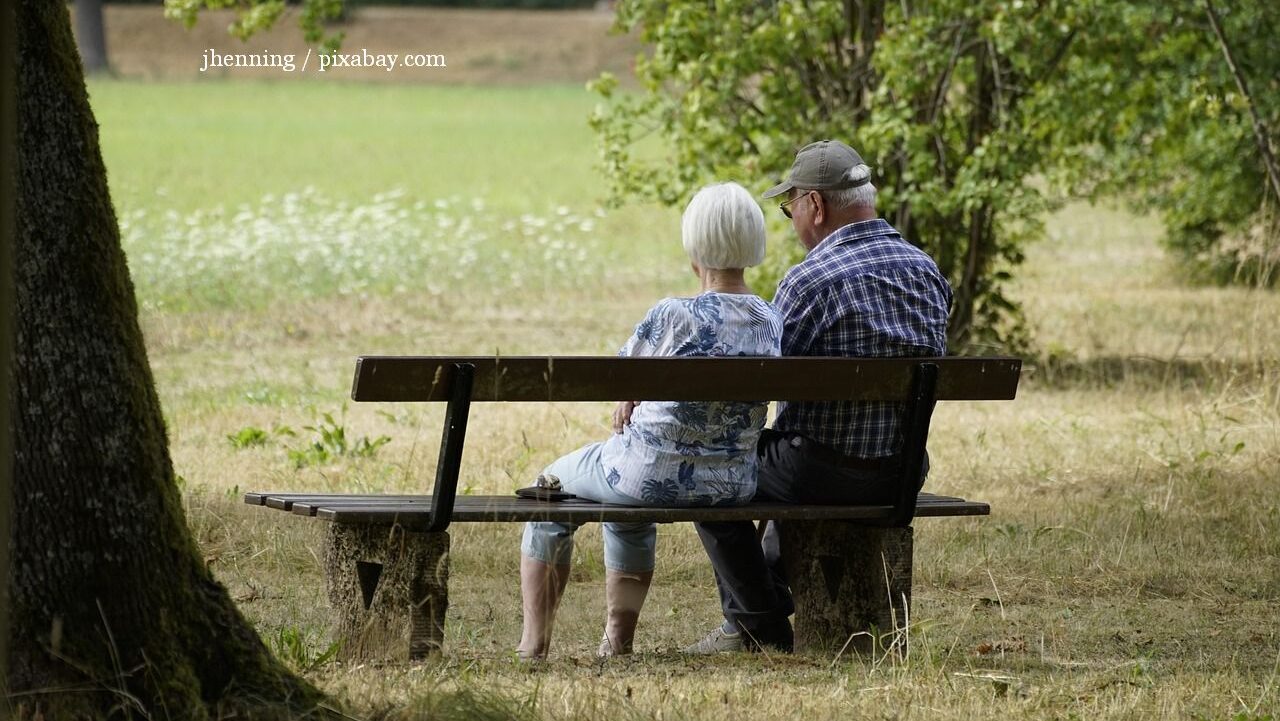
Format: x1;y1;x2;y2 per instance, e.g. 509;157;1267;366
820;164;877;210
682;182;766;269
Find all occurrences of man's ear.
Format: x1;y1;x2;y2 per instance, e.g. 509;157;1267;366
810;193;826;227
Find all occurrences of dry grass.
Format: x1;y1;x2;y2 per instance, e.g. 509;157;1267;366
158;202;1280;721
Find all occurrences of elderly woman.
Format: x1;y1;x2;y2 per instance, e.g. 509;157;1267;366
518;182;783;659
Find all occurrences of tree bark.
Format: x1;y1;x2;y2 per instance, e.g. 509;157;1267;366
1;0;18;693
947;39;998;351
8;1;327;717
72;0;110;75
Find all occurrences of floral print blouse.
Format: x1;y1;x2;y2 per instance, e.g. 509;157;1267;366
599;292;783;506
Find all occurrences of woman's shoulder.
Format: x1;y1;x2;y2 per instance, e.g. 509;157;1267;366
646;293;781;330
641;297;693;322
716;292;781;319
733;292;781;314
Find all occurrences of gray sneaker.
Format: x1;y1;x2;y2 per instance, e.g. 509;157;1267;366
682;625;745;654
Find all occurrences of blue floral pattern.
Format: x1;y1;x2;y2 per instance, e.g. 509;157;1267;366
602;292;783;506
640;477;680;504
677;462;696;490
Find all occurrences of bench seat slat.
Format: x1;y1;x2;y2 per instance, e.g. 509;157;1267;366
248;492;971;516
244;492;988;525
281;493;971;517
248;491;970;511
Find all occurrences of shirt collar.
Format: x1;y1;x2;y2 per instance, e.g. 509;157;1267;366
810;218;897;254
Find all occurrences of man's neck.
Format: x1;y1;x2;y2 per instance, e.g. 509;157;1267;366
827;207;877;229
808;209;879;251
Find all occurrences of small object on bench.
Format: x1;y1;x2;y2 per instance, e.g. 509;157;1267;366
245;355;1021;661
514;473;577;502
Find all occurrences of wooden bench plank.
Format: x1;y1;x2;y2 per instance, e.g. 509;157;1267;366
352;356;1022;403
247;491;974;514
252;493;430;512
313;499;988;526
246;491;974;514
241;493;988;525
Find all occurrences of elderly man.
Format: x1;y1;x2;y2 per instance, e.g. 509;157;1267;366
685;140;953;654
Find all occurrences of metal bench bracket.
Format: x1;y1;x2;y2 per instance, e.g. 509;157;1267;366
889;362;939;527
426;362;475;533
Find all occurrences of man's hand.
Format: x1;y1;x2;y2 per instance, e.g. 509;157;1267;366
612;400;639;434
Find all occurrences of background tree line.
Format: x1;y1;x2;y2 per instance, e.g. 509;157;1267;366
590;0;1280;352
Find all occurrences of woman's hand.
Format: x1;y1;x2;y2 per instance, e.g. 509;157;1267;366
612;400;639;434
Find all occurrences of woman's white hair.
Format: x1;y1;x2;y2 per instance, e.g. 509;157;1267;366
821;164;877;210
681;182;766;269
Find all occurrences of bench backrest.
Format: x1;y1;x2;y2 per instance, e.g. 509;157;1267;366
351;356;1021;402
351;356;1022;532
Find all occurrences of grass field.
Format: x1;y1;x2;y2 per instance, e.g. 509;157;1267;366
88;79;1280;720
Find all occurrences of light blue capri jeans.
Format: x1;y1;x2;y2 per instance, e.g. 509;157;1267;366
521;442;656;574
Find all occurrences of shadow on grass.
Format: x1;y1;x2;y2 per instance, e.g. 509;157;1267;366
364;684;657;721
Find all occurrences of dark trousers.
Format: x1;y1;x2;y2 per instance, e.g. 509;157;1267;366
694;430;926;650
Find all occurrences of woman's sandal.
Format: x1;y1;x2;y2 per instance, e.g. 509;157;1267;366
515;473;577;502
596;634;633;658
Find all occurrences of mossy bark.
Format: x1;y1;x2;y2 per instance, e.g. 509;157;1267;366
7;1;328;717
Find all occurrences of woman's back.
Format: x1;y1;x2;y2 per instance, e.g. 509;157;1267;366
600;291;782;506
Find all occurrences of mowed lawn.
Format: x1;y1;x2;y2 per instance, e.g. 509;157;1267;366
90;80;1279;720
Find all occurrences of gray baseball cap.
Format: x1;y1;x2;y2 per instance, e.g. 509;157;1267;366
762;140;870;199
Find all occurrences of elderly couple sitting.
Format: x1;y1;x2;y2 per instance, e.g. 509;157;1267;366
517;140;954;659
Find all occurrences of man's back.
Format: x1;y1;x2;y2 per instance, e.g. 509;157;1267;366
772;218;952;459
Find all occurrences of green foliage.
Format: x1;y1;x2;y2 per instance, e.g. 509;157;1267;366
268;626;340;672
288;409;390;468
593;0;1280;349
1052;1;1280;286
591;0;1104;351
227;424;296;451
223;412;389;466
346;0;593;6
226;425;271;448
164;0;346;52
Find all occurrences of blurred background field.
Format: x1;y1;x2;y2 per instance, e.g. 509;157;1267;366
83;4;639;84
85;8;1279;718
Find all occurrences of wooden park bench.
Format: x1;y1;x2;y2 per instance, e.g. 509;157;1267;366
246;355;1021;661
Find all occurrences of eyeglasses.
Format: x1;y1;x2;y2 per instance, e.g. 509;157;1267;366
779;190;816;219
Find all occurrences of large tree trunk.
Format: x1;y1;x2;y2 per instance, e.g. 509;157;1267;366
72;0;110;75
2;0;16;695
7;1;327;717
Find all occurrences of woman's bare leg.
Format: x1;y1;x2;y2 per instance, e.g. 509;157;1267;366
517;555;571;658
600;568;654;655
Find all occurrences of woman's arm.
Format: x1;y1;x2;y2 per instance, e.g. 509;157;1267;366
612;400;638;434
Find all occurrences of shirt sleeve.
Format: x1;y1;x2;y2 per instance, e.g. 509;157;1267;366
619;301;670;358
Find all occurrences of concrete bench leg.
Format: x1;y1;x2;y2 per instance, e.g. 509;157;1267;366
779;521;913;656
325;523;450;662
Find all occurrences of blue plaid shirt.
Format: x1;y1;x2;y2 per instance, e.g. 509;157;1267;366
772;219;952;458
